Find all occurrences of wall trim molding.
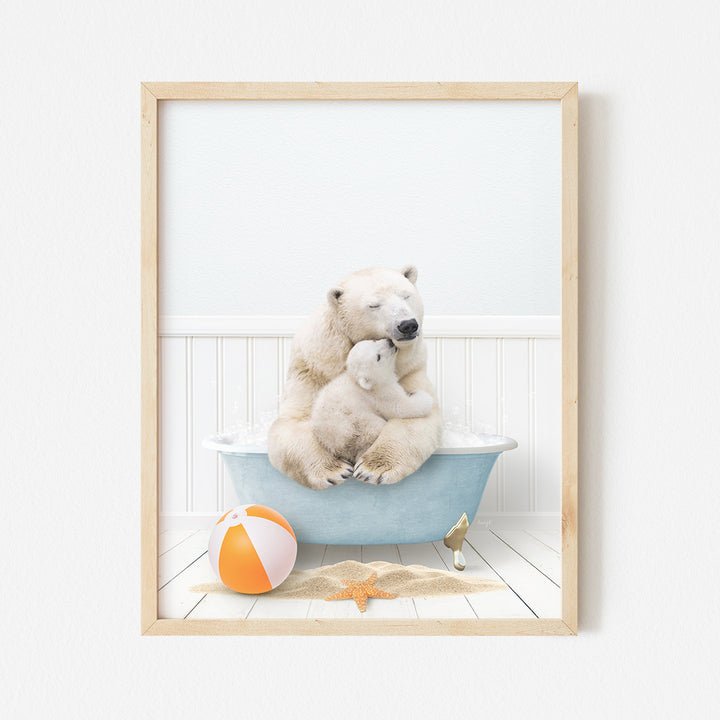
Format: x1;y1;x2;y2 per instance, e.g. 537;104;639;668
159;315;561;338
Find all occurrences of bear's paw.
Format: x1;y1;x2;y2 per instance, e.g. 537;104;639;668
353;454;406;486
305;457;355;490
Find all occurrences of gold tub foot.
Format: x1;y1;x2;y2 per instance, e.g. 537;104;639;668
443;512;469;571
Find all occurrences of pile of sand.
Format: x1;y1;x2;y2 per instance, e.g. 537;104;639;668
190;560;506;599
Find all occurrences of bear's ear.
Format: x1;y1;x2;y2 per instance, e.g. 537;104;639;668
400;264;418;284
327;287;344;307
357;375;373;391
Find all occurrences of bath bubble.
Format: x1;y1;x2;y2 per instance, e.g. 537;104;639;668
439;405;499;448
213;407;499;449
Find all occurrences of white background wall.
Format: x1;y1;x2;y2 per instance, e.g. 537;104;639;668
159;100;561;316
2;2;719;719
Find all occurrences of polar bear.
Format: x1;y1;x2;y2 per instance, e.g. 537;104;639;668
311;338;434;464
268;265;443;490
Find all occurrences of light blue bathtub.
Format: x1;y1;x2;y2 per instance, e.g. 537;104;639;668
203;435;517;546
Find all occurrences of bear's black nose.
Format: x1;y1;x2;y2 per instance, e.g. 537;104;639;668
397;319;419;336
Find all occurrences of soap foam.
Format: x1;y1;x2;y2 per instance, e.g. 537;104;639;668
213;408;498;449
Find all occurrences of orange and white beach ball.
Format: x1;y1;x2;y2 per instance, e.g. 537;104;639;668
208;504;297;594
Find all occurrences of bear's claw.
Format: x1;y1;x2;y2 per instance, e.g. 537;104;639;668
305;459;354;490
353;458;405;485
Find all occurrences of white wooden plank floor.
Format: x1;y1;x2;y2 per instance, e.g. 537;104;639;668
158;527;562;620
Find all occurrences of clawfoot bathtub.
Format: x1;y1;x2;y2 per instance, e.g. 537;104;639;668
203;434;517;569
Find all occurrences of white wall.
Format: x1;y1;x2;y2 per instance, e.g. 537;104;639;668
2;2;719;719
158;100;561;316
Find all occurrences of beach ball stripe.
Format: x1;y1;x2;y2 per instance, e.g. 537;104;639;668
217;508;234;523
245;504;295;539
208;504;297;594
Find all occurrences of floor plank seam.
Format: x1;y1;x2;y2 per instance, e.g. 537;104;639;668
463;537;539;619
245;597;259;618
489;530;560;588
464;595;479;618
431;542;451;570
158;531;196;557
183;593;207;619
524;530;561;554
159;551;209;591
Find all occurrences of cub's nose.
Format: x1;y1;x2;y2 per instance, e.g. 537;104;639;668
397;319;419;336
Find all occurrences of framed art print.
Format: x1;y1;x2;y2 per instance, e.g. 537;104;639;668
141;82;578;635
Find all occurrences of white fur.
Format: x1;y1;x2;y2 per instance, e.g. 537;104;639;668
311;339;434;464
268;265;443;489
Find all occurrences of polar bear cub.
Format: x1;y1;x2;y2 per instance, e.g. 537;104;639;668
311;338;434;465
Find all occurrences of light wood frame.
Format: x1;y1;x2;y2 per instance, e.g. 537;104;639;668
141;82;578;636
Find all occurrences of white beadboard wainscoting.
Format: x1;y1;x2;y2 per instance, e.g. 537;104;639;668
159;316;561;531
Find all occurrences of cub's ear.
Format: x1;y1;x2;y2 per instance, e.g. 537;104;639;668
400;264;418;284
357;375;374;391
327;287;344;307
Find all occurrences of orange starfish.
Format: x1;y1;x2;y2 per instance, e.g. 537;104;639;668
324;571;396;612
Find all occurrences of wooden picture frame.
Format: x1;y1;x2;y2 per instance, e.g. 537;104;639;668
141;82;578;636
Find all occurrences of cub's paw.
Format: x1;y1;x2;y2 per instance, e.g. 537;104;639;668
353;456;405;485
305;458;354;490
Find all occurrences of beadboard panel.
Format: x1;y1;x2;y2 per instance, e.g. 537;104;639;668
159;316;560;520
534;338;562;512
